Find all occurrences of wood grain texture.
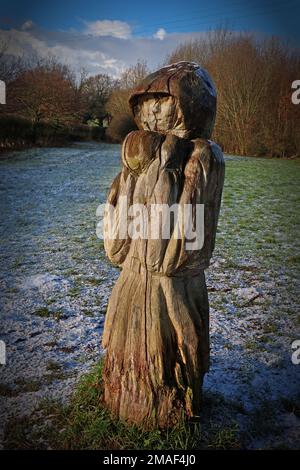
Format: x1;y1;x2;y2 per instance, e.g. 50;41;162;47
102;62;225;428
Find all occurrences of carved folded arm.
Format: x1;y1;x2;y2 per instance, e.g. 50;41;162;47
104;167;136;267
162;140;225;275
145;167;182;272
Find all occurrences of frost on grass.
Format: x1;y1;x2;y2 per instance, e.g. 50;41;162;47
0;144;299;449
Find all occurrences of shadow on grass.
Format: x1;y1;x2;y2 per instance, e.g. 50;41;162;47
3;360;241;450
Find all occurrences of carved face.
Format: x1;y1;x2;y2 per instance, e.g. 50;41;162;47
134;93;185;135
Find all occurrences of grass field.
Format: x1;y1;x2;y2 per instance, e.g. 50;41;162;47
1;147;299;449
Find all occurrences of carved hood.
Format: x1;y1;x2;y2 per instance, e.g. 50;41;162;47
129;61;217;140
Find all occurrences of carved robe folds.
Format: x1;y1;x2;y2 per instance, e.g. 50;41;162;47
102;128;224;427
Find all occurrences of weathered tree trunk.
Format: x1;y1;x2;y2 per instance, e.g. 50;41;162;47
102;62;225;428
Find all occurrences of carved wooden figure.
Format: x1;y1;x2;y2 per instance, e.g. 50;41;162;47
102;62;225;427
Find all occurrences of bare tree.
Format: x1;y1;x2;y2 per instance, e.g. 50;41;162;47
105;60;149;141
0;38;25;83
119;60;149;89
81;73;118;123
166;30;300;157
7;67;78;124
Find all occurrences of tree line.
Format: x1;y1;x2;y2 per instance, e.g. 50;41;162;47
166;30;300;157
1;30;299;156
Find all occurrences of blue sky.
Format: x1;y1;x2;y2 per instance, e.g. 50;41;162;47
1;0;299;38
0;0;299;76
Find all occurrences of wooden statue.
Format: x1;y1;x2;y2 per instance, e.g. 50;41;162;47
102;62;225;428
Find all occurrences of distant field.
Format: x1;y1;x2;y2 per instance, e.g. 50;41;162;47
0;145;299;449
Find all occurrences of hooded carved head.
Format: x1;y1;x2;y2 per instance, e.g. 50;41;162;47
129;61;216;140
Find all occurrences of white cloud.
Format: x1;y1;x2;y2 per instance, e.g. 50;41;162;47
1;29;49;57
0;27;127;77
83;19;132;39
21;20;34;31
0;23;209;78
154;28;167;40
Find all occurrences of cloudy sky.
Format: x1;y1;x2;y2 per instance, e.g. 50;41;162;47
0;0;299;76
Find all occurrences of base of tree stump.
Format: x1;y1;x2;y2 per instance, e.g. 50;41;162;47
102;353;204;428
101;269;208;429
